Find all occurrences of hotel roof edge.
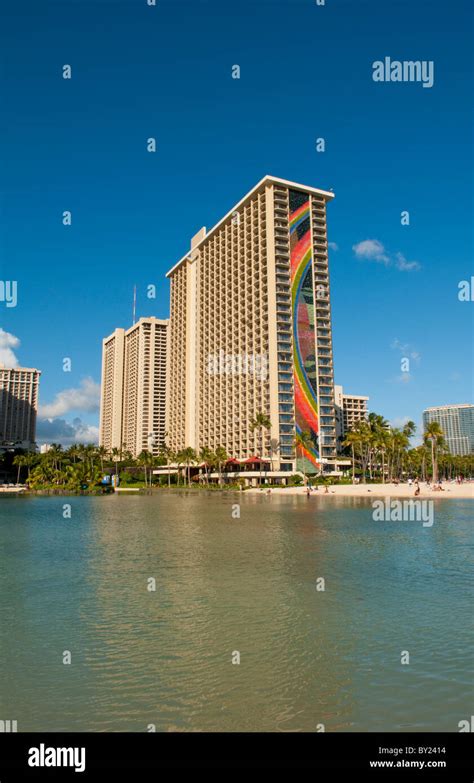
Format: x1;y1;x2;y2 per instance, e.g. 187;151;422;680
423;403;473;411
0;365;41;373
102;317;169;344
165;175;335;278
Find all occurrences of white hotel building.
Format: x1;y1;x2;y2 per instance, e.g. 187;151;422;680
99;317;168;457
165;175;348;475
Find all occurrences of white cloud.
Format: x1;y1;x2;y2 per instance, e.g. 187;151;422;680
36;417;99;446
391;338;421;362
353;240;421;272
395;252;421;272
352;239;389;264
328;241;339;251
0;328;20;367
39;377;100;418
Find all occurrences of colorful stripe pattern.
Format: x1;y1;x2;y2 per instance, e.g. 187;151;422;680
289;190;320;469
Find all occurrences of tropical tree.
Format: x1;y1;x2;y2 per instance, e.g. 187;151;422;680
199;446;213;486
214;446;228;486
367;413;389;479
388;428;409;481
373;427;390;483
111;447;121;478
23;452;37;481
96;446;108;473
269;437;280;475
250;413;271;487
424;422;444;483
13;454;26;484
137;450;153;487
121;449;134;467
294;430;313;485
47;444;64;474
402;421;416;439
179;447;197;487
343;430;359;483
160;442;175;488
67;445;81;464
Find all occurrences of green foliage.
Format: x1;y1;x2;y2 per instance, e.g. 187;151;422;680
289;474;303;486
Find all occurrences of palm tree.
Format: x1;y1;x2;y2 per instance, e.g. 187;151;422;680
13;454;26;484
111;447;121;479
371;427;390;483
389;428;409;481
23;452;37;482
367;413;389;479
122;449;133;467
160;442;175;488
402;420;416;439
343;430;360;484
199;446;213;486
96;446;108;473
270;437;280;475
214;446;228;486
48;444;63;473
414;443;429;481
424;422;444;482
67;445;80;464
137;450;153;487
179;447;197;487
250;413;271;487
294;430;313;485
83;444;97;473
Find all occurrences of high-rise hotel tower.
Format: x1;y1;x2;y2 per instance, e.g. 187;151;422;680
99;317;168;458
166;176;338;472
0;364;41;449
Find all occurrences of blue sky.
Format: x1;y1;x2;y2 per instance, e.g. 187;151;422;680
1;0;472;445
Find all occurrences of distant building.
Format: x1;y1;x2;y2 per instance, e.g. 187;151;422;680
40;444;52;454
423;404;474;456
99;317;168;458
334;384;369;448
0;364;41;449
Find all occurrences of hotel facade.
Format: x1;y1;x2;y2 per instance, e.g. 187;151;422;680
99;317;168;458
423;404;474;456
334;384;369;448
166;175;342;474
0;364;41;449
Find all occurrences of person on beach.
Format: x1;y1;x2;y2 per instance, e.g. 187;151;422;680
414;485;420;496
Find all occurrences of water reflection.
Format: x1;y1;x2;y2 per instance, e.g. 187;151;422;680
0;495;472;731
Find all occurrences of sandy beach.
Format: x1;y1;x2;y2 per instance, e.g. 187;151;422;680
248;482;474;499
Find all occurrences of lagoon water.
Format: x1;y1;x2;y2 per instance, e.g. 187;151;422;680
0;493;472;732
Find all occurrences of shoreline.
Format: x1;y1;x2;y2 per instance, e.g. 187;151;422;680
247;482;474;499
1;483;473;499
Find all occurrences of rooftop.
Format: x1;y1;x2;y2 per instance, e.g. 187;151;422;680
166;175;335;278
103;317;169;344
424;404;473;412
0;364;41;374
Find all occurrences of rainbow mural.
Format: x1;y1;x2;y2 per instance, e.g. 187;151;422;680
289;190;320;469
